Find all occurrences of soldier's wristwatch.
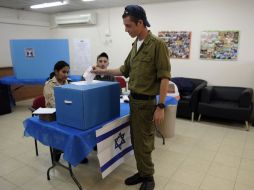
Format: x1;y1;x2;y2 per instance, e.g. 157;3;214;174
157;103;165;109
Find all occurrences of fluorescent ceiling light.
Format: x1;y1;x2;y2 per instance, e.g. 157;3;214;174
31;1;67;9
82;0;95;2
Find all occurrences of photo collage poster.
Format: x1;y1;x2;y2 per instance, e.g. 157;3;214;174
158;31;191;59
200;31;239;60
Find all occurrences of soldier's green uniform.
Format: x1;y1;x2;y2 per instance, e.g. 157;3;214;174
120;31;171;177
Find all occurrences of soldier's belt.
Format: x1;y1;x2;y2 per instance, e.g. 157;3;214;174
130;92;156;100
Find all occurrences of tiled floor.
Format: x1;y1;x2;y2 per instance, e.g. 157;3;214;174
1;100;254;190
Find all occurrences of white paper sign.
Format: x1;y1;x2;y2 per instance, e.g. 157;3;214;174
72;39;91;75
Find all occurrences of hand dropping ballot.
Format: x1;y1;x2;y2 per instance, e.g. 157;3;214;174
83;66;95;83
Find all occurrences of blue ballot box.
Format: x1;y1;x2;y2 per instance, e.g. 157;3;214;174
55;82;120;130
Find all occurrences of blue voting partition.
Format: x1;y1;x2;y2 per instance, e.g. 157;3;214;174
10;39;69;80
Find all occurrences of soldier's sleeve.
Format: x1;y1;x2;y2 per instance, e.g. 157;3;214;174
120;52;131;78
156;40;171;79
43;82;55;108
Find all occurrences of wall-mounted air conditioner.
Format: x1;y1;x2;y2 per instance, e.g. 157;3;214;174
54;12;96;26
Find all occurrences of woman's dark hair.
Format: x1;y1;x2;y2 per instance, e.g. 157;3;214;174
49;60;70;79
97;52;108;61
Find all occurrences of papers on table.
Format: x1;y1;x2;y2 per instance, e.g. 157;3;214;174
82;65;95;83
33;108;56;115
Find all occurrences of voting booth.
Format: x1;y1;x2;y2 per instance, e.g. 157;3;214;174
55;81;120;130
10;39;70;80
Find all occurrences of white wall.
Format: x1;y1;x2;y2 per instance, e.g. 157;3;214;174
51;0;254;90
0;7;51;67
150;0;254;89
50;8;130;74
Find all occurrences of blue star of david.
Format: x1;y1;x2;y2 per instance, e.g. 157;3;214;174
115;132;126;150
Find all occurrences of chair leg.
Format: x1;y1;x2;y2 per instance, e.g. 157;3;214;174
245;121;249;131
34;139;39;156
198;114;201;122
191;112;194;122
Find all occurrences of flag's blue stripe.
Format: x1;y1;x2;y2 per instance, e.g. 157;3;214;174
97;121;130;143
100;145;133;173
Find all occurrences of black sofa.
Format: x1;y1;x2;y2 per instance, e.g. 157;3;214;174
197;86;253;130
171;77;207;121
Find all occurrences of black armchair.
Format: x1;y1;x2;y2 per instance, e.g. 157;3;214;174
198;86;253;130
171;77;207;121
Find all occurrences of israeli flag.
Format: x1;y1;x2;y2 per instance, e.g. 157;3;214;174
96;115;133;178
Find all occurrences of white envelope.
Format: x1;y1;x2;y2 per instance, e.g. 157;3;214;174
83;66;96;84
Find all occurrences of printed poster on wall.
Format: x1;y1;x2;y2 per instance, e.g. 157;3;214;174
200;31;239;60
73;39;91;75
158;31;191;59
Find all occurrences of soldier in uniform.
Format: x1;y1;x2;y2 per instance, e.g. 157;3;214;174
92;5;171;190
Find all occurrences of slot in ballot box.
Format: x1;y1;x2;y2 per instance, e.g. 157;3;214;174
55;81;120;130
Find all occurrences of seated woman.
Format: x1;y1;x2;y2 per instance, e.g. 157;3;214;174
44;61;69;108
44;60;88;163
